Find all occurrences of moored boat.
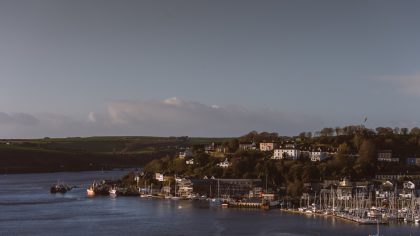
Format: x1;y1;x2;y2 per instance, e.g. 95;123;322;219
50;184;71;194
109;186;117;196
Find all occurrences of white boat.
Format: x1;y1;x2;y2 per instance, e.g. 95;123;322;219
87;187;95;196
109;187;117;196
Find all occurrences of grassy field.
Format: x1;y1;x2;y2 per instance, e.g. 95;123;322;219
0;136;231;174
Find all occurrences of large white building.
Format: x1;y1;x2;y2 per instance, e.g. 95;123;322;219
272;144;301;160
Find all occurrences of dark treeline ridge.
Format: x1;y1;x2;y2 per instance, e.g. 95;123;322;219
0;136;230;173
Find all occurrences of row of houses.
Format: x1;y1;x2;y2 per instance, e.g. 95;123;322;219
377;150;420;166
302;177;420;203
272;144;336;161
180;143;420;166
239;141;336;162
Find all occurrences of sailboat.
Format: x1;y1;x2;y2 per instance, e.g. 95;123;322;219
172;175;180;200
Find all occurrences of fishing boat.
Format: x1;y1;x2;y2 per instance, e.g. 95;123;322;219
50;182;71;194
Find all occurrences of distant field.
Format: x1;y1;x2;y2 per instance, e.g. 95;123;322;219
0;136;231;174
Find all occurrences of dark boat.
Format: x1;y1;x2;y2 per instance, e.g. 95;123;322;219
50;183;72;194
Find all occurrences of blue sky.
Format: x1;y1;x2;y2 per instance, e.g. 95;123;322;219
1;0;420;138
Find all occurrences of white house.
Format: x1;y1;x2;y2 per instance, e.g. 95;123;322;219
217;158;231;168
179;149;193;159
272;144;301;160
403;181;415;190
155;173;164;182
310;147;329;162
400;181;416;198
186;159;194;165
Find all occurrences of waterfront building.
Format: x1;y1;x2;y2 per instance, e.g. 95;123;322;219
161;185;171;195
176;178;194;198
337;178;353;201
399;181;416;198
190;178;262;198
375;180;394;200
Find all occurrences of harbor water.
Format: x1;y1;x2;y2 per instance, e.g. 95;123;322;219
0;171;419;236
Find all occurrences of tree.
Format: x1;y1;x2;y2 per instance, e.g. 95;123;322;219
287;180;303;197
144;159;164;174
353;139;376;178
320;127;334;137
410;127;420;136
227;139;239;152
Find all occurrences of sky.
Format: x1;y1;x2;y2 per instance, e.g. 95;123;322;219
0;0;420;138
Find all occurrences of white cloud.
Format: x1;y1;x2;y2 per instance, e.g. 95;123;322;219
87;112;96;123
0;98;323;138
378;72;420;96
0;112;39;126
104;98;321;137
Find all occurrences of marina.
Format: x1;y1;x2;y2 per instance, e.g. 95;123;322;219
1;171;420;235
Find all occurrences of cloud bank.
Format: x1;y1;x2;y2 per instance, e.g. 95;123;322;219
378;72;420;96
0;97;322;138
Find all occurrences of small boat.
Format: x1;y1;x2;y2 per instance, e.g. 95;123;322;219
50;181;71;194
87;185;95;196
50;184;71;194
109;186;117;196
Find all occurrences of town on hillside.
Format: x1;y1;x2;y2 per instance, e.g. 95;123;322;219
86;125;420;224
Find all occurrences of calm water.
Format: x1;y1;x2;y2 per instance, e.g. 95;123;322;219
0;171;419;236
